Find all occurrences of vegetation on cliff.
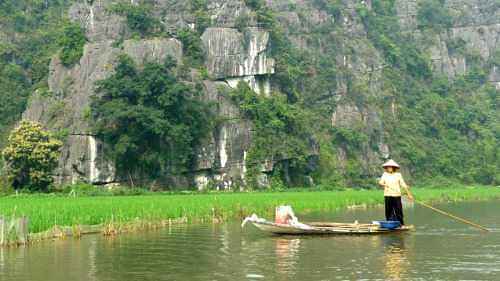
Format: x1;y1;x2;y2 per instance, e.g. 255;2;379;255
0;0;498;189
0;1;73;147
110;3;163;37
90;55;215;182
356;1;498;184
58;22;86;67
233;0;498;186
228;82;313;187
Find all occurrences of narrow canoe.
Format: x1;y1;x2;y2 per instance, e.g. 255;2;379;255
250;220;414;235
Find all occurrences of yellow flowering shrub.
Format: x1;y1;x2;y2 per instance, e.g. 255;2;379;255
2;121;62;191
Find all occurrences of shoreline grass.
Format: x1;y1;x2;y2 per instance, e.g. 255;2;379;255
0;186;499;234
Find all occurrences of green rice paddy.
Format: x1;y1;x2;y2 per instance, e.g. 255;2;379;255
0;186;499;233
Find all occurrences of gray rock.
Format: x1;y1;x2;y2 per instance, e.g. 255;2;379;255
123;38;183;65
396;0;500;82
202;27;275;79
20;0;499;188
193;81;253;190
69;0;127;43
23;38;183;185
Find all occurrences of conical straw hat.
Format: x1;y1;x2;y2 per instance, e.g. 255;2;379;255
382;159;400;168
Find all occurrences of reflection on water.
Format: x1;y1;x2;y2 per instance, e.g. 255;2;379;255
0;200;499;281
275;238;300;276
381;235;408;281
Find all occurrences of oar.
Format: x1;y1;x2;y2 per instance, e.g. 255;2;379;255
415;200;490;232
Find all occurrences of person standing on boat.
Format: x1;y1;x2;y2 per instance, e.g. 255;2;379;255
378;159;414;225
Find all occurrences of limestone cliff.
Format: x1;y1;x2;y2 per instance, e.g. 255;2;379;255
21;0;499;188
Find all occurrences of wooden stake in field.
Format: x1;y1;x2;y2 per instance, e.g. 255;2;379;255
0;217;29;246
416;200;490;232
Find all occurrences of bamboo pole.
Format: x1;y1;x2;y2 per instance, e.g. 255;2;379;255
416;200;490;232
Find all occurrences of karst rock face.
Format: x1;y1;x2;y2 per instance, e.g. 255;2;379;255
22;0;499;189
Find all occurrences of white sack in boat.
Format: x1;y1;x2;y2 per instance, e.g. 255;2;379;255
242;206;313;230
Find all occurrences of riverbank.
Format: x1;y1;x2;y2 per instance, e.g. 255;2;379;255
0;186;499;236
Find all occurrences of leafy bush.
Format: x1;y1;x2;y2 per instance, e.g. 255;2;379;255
58;22;86;67
235;13;252;32
190;0;211;34
244;0;264;10
177;28;205;66
358;3;432;79
255;6;276;29
0;1;72;146
2;121;62;191
417;0;453;30
313;0;343;20
489;48;500;67
446;37;467;56
111;3;162;37
243;0;276;29
331;127;368;150
228;82;312;186
91;55;215;181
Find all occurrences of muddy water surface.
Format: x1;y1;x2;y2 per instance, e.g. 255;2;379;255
1;200;499;281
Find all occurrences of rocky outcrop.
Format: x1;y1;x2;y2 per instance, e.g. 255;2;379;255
20;0;499;188
194;25;277;189
68;0;127;43
202;27;274;95
427;24;500;86
193;81;254;190
202;27;275;79
396;0;500;86
22;0;276;189
24;36;183;185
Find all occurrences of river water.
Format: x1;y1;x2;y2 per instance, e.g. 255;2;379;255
1;200;499;281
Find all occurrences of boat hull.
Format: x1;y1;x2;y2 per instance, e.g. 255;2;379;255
251;221;414;235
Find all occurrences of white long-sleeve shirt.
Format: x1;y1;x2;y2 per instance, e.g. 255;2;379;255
379;172;408;197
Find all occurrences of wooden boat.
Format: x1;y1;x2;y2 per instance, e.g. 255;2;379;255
249;220;414;235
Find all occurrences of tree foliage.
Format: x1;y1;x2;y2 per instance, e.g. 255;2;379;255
358;0;499;185
177;28;205;66
111;3;163;37
358;2;432;79
91;55;215;180
313;0;343;21
2;121;62;191
0;0;498;189
417;0;453;30
190;0;211;34
58;22;86;67
228;82;313;186
0;1;72;148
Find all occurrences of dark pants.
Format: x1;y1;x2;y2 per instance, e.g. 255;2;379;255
385;196;404;225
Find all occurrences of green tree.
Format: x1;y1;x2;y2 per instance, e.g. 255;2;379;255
0;0;73;147
244;0;263;10
2;120;62;191
417;0;453;30
228;82;313;186
59;22;87;67
91;55;215;181
313;0;343;20
111;3;162;37
190;0;211;34
177;28;205;66
358;0;499;185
